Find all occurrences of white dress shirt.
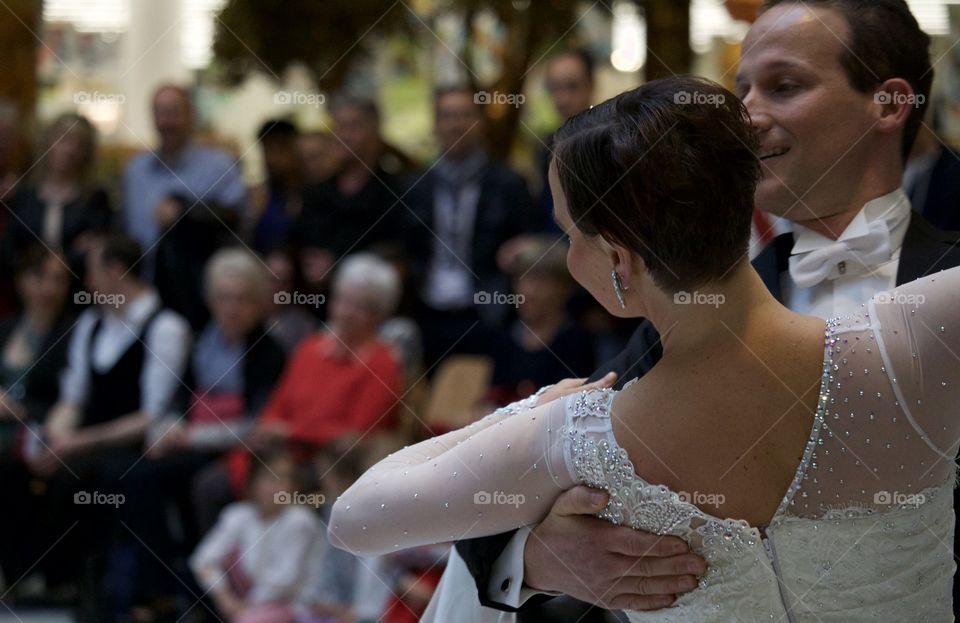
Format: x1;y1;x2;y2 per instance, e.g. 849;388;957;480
60;289;191;420
782;188;912;319
486;188;916;609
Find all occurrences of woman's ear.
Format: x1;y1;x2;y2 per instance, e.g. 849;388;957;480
608;243;636;288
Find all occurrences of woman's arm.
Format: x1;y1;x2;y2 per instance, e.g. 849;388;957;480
328;376;615;557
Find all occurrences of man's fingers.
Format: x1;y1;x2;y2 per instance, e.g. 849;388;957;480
549;485;610;517
607;529;690;558
611;573;699;599
619;553;706;579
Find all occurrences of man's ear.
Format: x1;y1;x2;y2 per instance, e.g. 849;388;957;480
873;78;918;136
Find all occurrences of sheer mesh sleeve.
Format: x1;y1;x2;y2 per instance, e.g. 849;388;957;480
784;266;960;520
328;393;576;556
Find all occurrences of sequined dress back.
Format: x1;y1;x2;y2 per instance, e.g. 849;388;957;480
330;271;960;622
567;289;958;621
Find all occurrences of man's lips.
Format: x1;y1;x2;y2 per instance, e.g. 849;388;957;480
758;147;790;161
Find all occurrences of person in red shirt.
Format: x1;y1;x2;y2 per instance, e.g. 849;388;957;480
222;252;405;498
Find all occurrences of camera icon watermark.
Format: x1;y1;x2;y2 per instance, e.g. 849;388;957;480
673;90;726;108
273;90;326;108
474;490;526;508
74;91;126;105
74;490;125;508
474;91;526;109
274;490;326;508
274;290;326;308
75;290;125;308
874;490;925;508
673;291;725;308
474;291;524;308
874;91;925;108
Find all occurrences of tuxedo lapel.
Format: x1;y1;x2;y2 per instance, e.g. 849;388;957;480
751;232;794;303
896;212;960;285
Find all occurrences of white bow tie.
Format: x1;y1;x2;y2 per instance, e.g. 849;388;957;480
788;218;893;288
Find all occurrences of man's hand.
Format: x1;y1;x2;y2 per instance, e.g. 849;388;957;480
154;197;183;228
537;372;618;406
524;486;706;611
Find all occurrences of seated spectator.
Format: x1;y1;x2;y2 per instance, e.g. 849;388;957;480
115;248;287;620
2;113;112;282
486;236;595;406
250;119;303;253
190;448;324;623
265;246;317;354
251;252;404;453
24;233;190;613
0;246;74;588
193;253;404;532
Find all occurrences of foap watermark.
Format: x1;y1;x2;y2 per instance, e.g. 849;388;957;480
474;91;525;108
874;91;925;109
677;490;726;508
74;91;126;105
874;490;926;508
674;90;725;108
474;291;524;308
673;291;725;308
275;290;325;308
274;90;326;108
474;490;526;508
75;290;125;308
873;291;925;306
74;490;125;508
274;491;326;508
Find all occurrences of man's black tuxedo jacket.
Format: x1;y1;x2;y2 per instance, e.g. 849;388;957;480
455;212;960;612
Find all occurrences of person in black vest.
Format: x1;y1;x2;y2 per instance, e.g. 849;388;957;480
453;1;960;619
404;85;537;369
23;233;190;615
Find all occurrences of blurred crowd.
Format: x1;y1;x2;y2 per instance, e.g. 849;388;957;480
0;50;628;623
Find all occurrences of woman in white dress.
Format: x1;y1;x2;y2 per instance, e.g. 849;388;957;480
329;76;960;621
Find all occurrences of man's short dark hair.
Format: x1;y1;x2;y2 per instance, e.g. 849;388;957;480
97;233;144;278
257;118;299;142
553;76;759;293
328;94;381;127
762;0;932;160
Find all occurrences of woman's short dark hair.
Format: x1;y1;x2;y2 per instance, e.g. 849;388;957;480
552;76;759;293
762;0;932;161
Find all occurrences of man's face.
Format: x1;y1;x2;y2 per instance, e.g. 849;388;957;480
153;88;192;151
332;106;380;163
546;55;593;120
434;91;484;158
737;3;878;224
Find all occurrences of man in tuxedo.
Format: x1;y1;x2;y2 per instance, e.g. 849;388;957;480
455;0;960;618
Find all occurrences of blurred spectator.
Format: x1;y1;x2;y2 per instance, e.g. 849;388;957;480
193;253;404;533
295;96;407;298
486;237;594;406
2;113;112;285
190;448;324;623
405;85;535;369
24;233;190;607
299;130;342;186
112;247;288;620
265;246;318;354
0;98;21;319
904;109;960;231
250;119;303;253
122;84;247;329
0;246;74;588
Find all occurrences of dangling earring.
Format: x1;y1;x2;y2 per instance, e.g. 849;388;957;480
611;269;627;309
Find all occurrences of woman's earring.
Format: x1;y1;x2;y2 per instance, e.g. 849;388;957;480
611;269;627;309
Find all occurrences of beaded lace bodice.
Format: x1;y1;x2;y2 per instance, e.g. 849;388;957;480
330;269;960;621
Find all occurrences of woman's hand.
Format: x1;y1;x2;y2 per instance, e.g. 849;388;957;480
536;372;618;406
